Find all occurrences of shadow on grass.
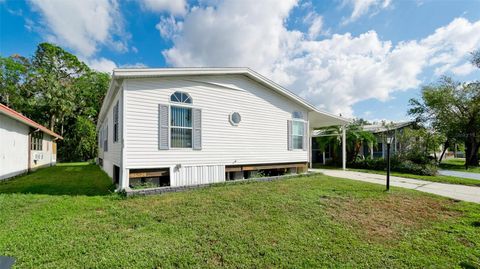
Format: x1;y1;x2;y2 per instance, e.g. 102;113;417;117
0;163;115;196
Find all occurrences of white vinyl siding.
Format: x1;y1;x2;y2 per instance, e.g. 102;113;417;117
124;75;308;169
97;89;122;178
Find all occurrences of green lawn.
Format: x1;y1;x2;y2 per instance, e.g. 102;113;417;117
0;163;115;196
1;164;480;268
441;158;480;174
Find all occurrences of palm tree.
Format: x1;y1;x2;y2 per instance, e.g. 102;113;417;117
314;121;376;164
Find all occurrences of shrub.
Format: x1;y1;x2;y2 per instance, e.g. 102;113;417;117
349;157;438;176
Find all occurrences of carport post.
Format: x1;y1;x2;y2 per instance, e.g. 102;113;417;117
342;125;346;170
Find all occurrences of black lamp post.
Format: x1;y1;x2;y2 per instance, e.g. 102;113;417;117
386;136;393;191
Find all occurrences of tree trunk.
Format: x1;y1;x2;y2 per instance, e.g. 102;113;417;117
438;140;449;164
465;134;479;167
49;114;56;131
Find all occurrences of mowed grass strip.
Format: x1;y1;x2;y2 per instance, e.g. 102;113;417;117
0;164;479;268
0;163;115;196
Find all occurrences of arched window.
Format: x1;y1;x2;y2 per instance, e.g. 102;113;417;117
169;91;193;148
170;91;192;104
292;111;303;119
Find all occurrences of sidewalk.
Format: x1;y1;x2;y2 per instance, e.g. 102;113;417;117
438;170;480;180
313;169;480;204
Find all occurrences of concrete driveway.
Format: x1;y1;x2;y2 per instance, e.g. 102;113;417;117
438;170;480;180
313;169;480;204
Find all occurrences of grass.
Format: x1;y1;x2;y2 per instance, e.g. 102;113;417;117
0;163;115;196
0;164;479;268
441;158;480;174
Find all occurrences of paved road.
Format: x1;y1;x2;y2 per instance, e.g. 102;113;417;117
313;169;480;204
438;170;480;180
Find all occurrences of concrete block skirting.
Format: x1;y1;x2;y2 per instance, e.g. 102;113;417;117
125;172;318;197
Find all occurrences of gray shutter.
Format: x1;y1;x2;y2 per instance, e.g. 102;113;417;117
287;120;292;151
193;108;202;150
158;104;169;150
303;121;308;151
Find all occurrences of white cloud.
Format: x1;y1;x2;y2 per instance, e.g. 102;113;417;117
156;16;183;39
303;12;324;40
86;58;117;73
29;0;128;58
451;62;476;76
120;62;149;68
139;0;187;16
162;0;299;74
341;0;392;25
159;1;480;117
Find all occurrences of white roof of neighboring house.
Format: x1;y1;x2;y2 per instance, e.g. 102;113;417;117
311;120;415;137
361;121;415;133
0;103;63;139
97;67;350;129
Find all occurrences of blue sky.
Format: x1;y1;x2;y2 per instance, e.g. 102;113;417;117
1;0;479;122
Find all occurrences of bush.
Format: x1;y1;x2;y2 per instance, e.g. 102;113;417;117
350;157;438;176
394;160;438;176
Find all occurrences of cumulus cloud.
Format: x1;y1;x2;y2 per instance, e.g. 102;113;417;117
156;16;183;39
86;57;118;73
158;0;480;117
139;0;187;16
29;0;128;58
341;0;392;24
162;0;299;75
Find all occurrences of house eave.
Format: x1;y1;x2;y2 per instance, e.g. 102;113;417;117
97;67;351;128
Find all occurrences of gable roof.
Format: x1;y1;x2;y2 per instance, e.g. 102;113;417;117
97;67;350;128
0;103;63;139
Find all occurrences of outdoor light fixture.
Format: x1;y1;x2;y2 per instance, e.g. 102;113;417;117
385;135;393;191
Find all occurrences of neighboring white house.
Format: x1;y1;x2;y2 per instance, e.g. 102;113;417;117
97;68;349;191
0;104;63;180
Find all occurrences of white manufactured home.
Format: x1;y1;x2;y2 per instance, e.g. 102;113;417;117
0;104;62;180
97;68;349;191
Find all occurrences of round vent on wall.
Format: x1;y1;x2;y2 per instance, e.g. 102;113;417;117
229;112;241;126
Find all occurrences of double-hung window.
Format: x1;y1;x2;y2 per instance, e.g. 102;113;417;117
31;131;43;151
170;92;193;148
288;111;306;151
292;120;304;149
